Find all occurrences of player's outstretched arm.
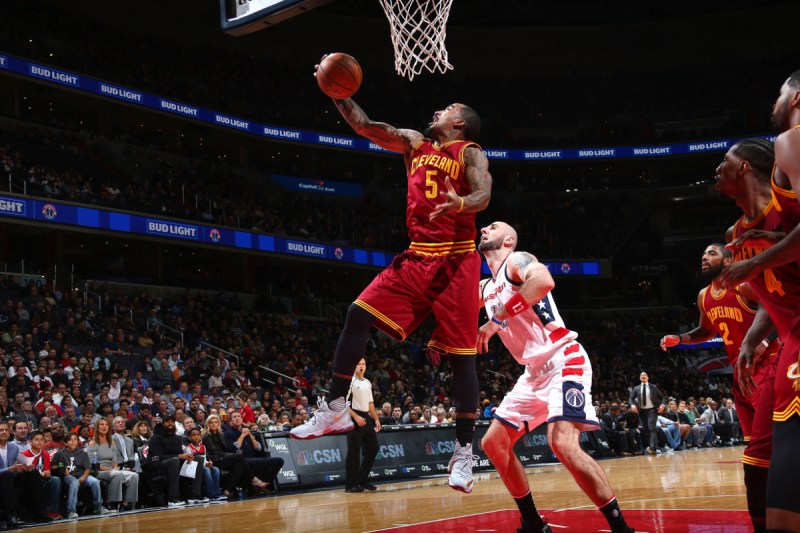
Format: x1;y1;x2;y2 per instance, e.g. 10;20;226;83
331;98;422;155
660;290;716;351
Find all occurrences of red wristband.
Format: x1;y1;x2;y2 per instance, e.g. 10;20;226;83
504;293;529;316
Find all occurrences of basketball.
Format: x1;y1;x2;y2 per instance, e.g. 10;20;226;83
316;53;362;99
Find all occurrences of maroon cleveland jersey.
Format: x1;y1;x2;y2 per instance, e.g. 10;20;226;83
732;200;800;421
772;167;800;233
731;200;800;341
406;139;482;246
699;285;757;366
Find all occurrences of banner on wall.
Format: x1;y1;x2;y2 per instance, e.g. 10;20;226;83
0;194;604;276
0;53;775;162
261;421;612;488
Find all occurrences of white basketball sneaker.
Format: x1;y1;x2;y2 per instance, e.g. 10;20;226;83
290;397;353;440
448;442;477;493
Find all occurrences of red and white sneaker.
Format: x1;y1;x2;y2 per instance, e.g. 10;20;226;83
289;397;353;440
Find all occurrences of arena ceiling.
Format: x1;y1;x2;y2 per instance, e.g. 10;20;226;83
52;0;800;80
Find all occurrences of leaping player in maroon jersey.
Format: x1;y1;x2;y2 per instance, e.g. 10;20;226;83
660;242;778;533
292;56;492;494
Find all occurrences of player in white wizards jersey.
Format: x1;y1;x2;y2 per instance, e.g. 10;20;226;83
477;222;633;533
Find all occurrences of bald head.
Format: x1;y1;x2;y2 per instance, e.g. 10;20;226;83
478;221;518;254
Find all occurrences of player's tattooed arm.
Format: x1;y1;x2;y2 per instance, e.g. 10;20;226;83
510;251;535;270
462;147;492;213
333;98;422;154
494;252;554;320
429;146;492;220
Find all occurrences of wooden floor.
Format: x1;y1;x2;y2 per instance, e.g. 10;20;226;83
25;446;748;533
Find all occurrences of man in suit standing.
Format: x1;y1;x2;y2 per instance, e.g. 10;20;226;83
630;372;665;455
0;419;25;526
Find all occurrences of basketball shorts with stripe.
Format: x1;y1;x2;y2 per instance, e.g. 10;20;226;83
493;342;600;433
354;249;480;354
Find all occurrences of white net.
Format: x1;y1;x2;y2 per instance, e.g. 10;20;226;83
379;0;454;81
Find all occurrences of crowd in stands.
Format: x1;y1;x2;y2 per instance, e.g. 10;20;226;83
598;395;743;458
0;261;740;523
2;122;659;261
0;280;294;525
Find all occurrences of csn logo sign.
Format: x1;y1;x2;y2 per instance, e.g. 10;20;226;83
376;444;405;459
295;449;342;465
425;440;458;455
522;433;548;447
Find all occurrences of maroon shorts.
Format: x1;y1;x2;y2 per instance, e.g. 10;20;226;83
737;339;781;439
354;248;480;355
773;333;800;423
742;344;780;467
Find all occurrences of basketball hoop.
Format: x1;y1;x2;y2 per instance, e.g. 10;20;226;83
379;0;454;80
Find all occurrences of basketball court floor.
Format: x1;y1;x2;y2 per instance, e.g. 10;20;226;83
22;446;749;532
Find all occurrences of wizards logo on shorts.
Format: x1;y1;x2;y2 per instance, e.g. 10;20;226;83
209;228;221;242
41;204;57;220
562;381;586;418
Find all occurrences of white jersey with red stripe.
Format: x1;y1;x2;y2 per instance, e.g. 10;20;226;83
482;259;578;372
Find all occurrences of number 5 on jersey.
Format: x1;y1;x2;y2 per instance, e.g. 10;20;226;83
425;170;438;199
